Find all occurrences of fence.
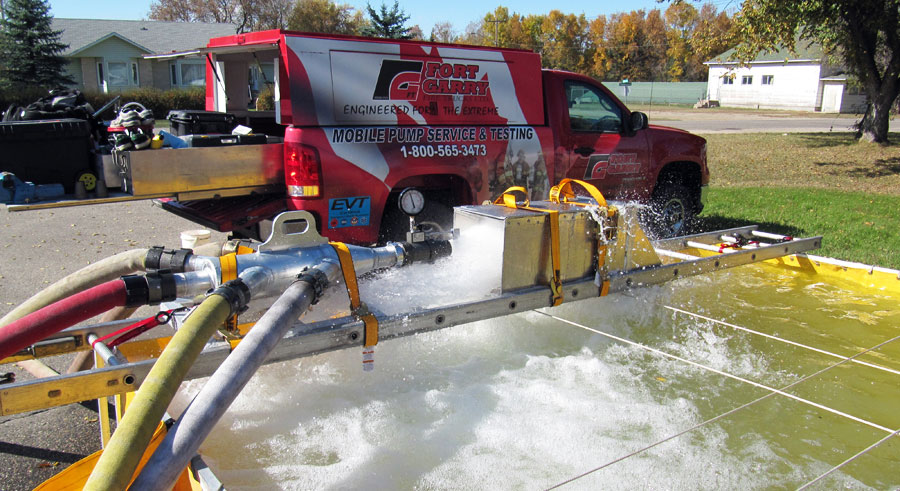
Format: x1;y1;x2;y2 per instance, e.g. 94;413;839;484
601;82;707;106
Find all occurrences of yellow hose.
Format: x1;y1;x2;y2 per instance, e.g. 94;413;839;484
83;293;233;490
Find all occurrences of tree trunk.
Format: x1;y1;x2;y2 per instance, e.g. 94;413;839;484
858;95;894;143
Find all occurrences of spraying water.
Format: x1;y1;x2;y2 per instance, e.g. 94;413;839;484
172;226;900;489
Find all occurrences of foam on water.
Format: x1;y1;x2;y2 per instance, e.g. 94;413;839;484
176;228;896;489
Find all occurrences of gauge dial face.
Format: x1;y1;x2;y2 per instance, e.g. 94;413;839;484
398;188;425;216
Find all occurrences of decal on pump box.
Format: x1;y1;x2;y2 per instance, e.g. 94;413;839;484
328;196;371;229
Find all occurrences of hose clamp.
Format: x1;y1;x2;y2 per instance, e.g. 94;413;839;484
297;268;329;305
211;278;251;315
145;246;193;273
122;274;150;307
145;270;177;304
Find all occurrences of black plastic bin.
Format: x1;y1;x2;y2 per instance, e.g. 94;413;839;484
0;119;94;193
167;110;237;136
181;134;268;147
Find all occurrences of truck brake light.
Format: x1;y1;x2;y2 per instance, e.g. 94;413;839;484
284;142;321;198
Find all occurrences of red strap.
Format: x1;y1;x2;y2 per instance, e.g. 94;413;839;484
90;309;177;349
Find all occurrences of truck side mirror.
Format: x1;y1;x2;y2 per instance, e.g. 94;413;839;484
630;111;648;132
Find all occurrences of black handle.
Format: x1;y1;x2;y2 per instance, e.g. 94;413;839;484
574;146;594;157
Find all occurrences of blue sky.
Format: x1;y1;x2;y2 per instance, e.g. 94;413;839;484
47;0;736;36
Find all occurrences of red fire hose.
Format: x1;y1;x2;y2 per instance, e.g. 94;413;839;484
0;279;128;361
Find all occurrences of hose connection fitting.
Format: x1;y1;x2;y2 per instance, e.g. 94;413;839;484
297;268;330;305
398;239;452;266
122;271;178;307
145;246;193;273
210;278;252;316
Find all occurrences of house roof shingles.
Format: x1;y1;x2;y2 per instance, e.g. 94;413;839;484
706;42;826;64
53;18;236;56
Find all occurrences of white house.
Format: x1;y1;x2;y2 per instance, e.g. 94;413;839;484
54;19;236;93
704;44;866;113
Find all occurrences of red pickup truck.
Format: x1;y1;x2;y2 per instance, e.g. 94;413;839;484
161;30;708;242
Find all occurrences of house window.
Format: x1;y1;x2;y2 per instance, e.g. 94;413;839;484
170;60;206;87
721;76;734;85
741;75;753;85
762;75;774;85
181;64;205;86
131;62;139;85
108;62;129;86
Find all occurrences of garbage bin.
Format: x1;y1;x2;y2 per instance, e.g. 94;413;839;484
0;119;95;193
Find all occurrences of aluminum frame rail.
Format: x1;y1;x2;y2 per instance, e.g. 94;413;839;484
0;228;821;417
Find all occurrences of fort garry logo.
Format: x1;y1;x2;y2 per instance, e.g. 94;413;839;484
373;59;490;101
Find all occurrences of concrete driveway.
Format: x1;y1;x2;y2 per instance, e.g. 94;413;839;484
644;108;896;134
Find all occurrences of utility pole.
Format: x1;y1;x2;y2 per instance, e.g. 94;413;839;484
485;19;501;47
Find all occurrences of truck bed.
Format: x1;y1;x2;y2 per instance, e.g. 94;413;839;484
5;143;285;212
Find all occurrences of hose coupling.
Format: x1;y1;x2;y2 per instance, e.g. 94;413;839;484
122;271;178;307
297;268;329;305
398;239;452;266
145;246;193;273
210;279;251;316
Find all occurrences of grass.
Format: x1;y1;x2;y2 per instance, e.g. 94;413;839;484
695;132;900;269
697;188;900;268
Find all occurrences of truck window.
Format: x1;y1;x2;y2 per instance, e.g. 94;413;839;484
565;81;622;133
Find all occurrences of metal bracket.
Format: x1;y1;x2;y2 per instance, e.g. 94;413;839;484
257;210;328;252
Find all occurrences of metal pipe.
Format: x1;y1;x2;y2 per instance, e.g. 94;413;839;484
173;270;217;298
88;334;125;367
131;260;340;491
654;248;699;261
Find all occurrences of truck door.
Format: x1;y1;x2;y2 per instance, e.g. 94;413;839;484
559;79;649;200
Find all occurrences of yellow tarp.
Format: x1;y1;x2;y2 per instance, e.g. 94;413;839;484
34;422;195;491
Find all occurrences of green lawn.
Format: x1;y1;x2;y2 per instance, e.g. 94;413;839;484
697;187;900;269
695;133;900;269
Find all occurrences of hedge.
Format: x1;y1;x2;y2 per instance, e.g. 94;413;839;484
0;86;206;121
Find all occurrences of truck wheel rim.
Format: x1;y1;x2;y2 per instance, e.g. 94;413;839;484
660;198;685;235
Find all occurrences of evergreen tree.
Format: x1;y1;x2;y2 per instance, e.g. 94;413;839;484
362;1;411;39
0;0;74;88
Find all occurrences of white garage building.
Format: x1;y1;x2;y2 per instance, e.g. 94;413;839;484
704;44;866;113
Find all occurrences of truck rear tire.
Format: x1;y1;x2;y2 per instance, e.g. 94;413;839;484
646;182;695;238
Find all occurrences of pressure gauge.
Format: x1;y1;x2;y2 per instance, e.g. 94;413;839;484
398;188;425;216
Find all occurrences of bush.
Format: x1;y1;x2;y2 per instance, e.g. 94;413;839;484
256;84;275;111
83;87;206;120
0;86;206;121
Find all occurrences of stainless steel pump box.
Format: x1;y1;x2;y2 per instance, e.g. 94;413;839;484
453;202;599;292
